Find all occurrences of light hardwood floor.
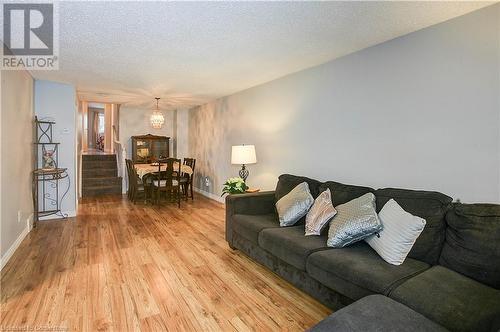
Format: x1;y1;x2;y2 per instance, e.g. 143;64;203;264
1;195;330;331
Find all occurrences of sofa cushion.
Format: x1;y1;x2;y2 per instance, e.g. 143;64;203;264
319;181;374;206
439;203;500;289
309;295;447;332
306;242;429;300
258;225;330;271
232;213;279;244
374;188;452;265
390;265;500;332
275;174;322;201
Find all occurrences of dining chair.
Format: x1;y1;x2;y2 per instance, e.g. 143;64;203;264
181;158;196;200
125;159;133;199
125;159;135;199
125;159;147;203
152;158;182;208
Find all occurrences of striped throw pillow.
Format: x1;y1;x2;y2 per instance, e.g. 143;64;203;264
365;199;426;265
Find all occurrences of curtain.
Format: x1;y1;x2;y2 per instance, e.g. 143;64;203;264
93;111;99;146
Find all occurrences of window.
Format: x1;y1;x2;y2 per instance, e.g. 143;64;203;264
98;113;105;134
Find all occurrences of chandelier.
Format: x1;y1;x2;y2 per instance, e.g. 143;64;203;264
150;97;165;129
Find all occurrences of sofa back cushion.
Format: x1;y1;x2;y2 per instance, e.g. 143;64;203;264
319;181;374;206
275;174;322;201
439;203;500;289
374;188;452;265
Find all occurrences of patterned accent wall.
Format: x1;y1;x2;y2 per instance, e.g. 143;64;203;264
188;100;233;196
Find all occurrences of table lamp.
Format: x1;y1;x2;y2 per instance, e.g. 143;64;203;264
231;145;257;182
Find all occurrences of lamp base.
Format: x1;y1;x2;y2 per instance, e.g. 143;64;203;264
239;164;249;182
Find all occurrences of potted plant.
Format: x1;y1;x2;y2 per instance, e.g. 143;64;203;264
221;177;248;196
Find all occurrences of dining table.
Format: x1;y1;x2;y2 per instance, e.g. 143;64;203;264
134;162;193;179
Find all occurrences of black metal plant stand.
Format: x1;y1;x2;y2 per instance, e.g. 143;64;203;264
32;116;69;227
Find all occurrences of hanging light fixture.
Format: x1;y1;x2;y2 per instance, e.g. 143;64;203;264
150;97;165;129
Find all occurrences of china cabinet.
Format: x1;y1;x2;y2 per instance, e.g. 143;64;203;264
131;134;170;163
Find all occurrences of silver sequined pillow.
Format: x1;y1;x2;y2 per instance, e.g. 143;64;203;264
276;182;314;227
327;192;382;248
305;189;337;236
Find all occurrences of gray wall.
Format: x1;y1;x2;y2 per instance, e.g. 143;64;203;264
34;80;77;216
176;108;189;159
188;4;500;203
120;106;174;160
0;69;34;264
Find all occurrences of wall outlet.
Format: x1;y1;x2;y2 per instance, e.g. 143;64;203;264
17;210;22;223
204;176;211;188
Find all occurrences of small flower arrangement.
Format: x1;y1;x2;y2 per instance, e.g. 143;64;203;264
221;177;248;196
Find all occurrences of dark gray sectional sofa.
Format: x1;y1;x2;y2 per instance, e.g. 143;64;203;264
225;174;500;332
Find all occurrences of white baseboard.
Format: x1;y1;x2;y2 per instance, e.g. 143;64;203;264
1;224;30;270
38;210;76;221
194;187;225;203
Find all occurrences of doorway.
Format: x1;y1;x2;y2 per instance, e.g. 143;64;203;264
81;102;118;154
88;104;105;151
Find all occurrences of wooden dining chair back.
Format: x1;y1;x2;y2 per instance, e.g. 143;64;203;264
183;158;196;200
125;159;135;199
126;159;146;203
152;158;182;207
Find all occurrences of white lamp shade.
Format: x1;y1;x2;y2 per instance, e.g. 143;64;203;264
231;145;257;165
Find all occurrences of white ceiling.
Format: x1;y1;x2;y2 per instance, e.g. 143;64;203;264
30;1;493;110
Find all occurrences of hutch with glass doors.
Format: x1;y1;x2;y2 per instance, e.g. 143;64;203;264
131;134;170;163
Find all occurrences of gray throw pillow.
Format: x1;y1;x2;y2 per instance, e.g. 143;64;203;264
327;192;382;248
276;182;314;227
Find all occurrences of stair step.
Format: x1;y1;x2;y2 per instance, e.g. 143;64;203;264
82;160;117;169
81;154;122;197
82;169;118;178
82;184;122;197
82;154;116;162
82;177;122;188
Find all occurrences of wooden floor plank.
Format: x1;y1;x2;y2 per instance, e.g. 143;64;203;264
1;194;331;331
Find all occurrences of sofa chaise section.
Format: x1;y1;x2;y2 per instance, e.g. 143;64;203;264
309;295;447;332
389;266;500;332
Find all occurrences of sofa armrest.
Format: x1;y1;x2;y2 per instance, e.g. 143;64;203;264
225;191;276;248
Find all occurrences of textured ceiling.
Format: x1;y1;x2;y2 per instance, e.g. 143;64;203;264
29;1;493;110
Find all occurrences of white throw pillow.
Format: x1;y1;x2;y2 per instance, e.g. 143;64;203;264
365;199;426;265
305;189;337;236
276;182;314;227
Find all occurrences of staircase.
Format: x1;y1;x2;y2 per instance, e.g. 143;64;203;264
82;154;122;197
